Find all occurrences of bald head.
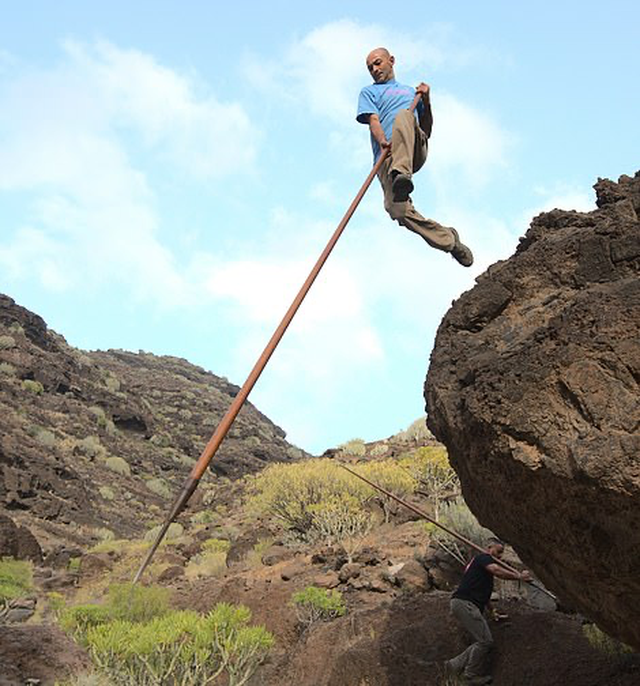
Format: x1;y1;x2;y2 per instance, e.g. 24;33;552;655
366;47;395;84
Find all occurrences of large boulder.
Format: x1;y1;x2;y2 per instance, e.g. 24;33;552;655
425;172;640;649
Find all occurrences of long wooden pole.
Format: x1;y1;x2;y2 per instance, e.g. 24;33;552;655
133;96;423;583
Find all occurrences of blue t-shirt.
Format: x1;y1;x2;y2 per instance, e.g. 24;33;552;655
356;79;423;161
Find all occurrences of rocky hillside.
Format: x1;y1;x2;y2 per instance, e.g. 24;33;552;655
426;171;640;649
0;294;306;553
1;432;638;686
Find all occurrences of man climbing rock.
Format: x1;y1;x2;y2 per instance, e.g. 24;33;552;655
445;537;532;684
357;47;474;266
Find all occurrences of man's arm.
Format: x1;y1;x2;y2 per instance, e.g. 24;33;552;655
486;563;533;582
415;82;433;138
364;113;391;150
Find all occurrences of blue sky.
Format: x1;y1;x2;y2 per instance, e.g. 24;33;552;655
1;1;638;454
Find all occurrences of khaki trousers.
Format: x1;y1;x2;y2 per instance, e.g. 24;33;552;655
377;109;455;252
449;598;495;680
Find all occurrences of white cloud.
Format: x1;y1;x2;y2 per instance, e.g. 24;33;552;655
0;40;258;305
426;92;512;188
64;40;257;178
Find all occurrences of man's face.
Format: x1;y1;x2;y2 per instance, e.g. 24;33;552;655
488;543;505;559
366;50;395;84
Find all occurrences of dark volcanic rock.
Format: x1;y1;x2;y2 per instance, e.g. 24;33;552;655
0;294;307;551
425;172;640;649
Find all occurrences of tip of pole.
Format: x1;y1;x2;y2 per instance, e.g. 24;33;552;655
132;476;199;584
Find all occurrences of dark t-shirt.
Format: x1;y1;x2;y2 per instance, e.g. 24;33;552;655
452;553;495;611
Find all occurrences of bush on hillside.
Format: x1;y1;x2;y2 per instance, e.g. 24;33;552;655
73;602;273;686
339;438;366;457
402;446;459;519
357;460;416;522
0;558;33;603
77;436;107;460
22;379;44;394
0;362;16;376
59;604;112;640
308;494;373;562
583;623;635;657
248;459;369;540
108;583;170;623
291;586;346;627
399;417;432;444
185;538;230;580
144;522;184;543
430;499;495;565
249;458;418;542
105;456;130;476
145;477;171;498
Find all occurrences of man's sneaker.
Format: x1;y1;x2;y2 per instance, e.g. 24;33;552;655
450;228;474;267
391;172;414;202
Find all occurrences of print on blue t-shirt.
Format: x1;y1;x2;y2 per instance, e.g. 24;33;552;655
356;79;423;161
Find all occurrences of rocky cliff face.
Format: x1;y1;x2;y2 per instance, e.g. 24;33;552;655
425;172;640;649
0;295;305;551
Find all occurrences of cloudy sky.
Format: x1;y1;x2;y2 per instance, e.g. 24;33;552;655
1;1;638;454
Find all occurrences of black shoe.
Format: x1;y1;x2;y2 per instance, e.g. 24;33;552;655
450;228;474;267
391;172;413;202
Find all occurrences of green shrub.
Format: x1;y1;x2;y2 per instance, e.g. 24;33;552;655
22;379;44;394
149;433;172;447
402;446;459;519
68;557;82;573
94;528;115;542
246;538;275;568
357;460;416;522
190;510;216;525
339;438;366;457
145;477;171;498
369;442;388;457
0;558;33;602
105;456;130;476
400;417;432;443
77;436;107;460
108;583;170;623
47;592;66;619
89;406;106;423
292;586;346;626
0;362;16;376
249;458;417;542
103;374;120;393
248;459;370;541
0;335;16;350
431;499;495;565
80;603;273;686
286;446;303;460
98;486;115;501
202;538;231;554
308;494;373;561
144;522;183;542
59;604;112;640
185;539;230;580
34;427;57;447
583;623;635;657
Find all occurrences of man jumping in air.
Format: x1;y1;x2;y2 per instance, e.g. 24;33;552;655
357;47;474;267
